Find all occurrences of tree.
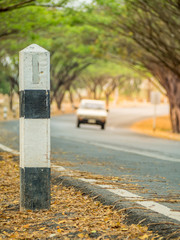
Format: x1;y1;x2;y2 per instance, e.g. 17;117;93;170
94;0;180;133
72;60;142;106
0;55;19;110
0;0;68;12
0;0;70;109
0;0;69;42
50;24;98;109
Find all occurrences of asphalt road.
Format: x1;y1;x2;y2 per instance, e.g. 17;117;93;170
0;104;180;213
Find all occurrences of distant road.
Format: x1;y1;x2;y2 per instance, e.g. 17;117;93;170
107;103;169;127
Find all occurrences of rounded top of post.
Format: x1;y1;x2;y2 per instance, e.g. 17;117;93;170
20;44;49;53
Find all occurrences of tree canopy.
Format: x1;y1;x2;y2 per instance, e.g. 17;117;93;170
90;0;180;132
1;0;180;132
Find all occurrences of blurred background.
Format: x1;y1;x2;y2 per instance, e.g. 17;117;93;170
0;0;179;135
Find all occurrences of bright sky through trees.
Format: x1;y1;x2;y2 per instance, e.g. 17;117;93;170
67;0;92;7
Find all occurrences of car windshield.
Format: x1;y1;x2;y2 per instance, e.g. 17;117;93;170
81;102;105;110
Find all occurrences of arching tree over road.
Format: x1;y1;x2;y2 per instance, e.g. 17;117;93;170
94;0;180;133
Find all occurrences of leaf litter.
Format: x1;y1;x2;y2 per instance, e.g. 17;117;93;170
0;152;162;239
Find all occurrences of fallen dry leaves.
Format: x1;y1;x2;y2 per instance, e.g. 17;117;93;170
0;152;160;239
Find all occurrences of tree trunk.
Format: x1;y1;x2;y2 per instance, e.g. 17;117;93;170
98;87;103;99
147;79;151;102
9;92;13;111
55;92;65;110
69;89;74;105
9;84;14;111
167;81;180;133
93;86;97;99
150;65;180;133
77;91;82;101
105;94;110;109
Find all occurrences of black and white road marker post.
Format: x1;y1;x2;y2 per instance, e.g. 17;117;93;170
19;44;50;210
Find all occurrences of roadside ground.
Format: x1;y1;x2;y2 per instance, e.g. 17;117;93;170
0;152;161;239
131;115;180;141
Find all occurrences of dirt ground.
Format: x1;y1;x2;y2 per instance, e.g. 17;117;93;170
131;116;180;141
0;152;161;240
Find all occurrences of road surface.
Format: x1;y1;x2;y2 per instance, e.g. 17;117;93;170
0;104;180;214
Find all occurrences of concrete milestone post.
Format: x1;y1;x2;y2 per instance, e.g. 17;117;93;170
19;44;50;210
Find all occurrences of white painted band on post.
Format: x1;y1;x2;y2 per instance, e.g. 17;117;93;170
20;118;50;168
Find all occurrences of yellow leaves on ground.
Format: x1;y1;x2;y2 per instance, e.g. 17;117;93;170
58;220;66;224
110;221;121;228
39;227;46;231
77;233;85;238
23;224;30;228
0;153;159;239
112;177;119;181
57;228;64;233
120;227;128;231
139;233;161;240
139;233;150;239
104;217;109;222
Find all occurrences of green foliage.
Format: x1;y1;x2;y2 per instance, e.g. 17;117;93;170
0;74;10;94
50;22;98;105
94;0;180;77
0;0;150;100
0;1;69;95
84;60;143;78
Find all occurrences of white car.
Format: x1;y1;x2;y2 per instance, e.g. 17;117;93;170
76;99;108;129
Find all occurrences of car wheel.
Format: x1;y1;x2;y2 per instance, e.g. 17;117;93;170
77;121;80;128
101;124;105;130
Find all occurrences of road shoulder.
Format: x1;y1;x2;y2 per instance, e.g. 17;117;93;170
53;172;180;239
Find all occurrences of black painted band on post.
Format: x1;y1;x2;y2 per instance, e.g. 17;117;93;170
19;90;50;119
20;168;51;210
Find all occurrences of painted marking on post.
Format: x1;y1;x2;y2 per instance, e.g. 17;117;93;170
32;54;40;84
19;44;50;211
20;90;50;118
